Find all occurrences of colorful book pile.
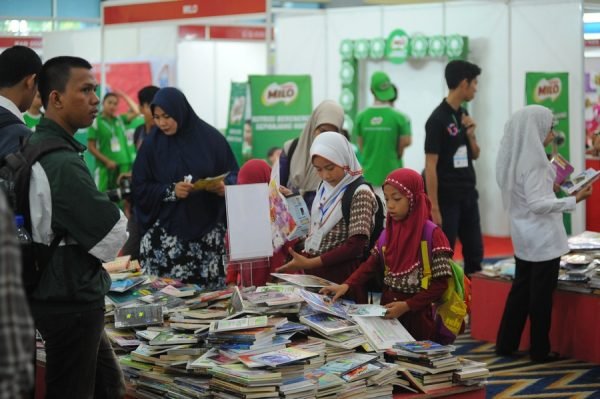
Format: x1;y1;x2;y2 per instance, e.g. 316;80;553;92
208;364;283;399
231;285;304;315
386;340;462;393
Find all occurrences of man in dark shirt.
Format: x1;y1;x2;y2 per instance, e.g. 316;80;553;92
0;45;42;159
424;60;483;275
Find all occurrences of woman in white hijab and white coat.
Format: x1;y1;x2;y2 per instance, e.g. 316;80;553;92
495;105;592;362
277;132;377;303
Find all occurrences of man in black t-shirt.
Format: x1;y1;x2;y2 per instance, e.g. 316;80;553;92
424;60;483;275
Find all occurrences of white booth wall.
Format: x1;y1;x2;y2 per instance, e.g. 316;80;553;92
43;25;267;129
275;0;585;237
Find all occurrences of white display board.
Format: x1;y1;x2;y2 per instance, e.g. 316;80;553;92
225;183;273;261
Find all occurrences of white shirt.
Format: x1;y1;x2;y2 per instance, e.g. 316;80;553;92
0;95;24;122
509;165;576;262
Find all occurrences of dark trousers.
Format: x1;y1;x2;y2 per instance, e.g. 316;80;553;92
495;256;560;360
439;188;483;274
35;308;125;399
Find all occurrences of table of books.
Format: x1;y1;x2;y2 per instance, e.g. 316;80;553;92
471;273;600;363
34;266;488;399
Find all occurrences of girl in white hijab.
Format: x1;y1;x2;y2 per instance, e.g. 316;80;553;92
495;105;592;362
277;132;377;302
280;100;345;209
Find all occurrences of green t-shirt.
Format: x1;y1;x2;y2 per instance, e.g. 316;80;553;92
88;115;132;167
120;114;141;163
354;105;411;186
23;111;42;131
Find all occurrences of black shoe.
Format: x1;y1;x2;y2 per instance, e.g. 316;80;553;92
531;351;564;363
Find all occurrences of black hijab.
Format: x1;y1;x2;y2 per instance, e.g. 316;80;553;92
132;87;238;240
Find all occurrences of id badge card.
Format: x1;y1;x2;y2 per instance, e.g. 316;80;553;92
453;145;468;168
110;137;121;153
305;230;323;252
126;129;135;146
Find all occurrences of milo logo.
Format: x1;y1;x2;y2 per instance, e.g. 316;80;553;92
534;78;561;102
370;116;383;126
261;82;298;106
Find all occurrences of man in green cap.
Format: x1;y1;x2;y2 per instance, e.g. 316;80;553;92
354;71;412;196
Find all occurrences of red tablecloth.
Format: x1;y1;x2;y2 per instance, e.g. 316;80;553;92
470;274;600;363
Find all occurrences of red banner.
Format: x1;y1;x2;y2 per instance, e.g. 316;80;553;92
92;62;153;114
104;0;266;25
0;36;42;49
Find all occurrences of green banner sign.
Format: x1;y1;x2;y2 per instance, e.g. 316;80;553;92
248;75;313;160
225;82;249;165
525;71;570;233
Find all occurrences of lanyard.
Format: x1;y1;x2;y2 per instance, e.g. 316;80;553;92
317;185;348;225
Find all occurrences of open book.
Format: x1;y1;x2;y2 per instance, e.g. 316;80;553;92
560;168;600;195
191;172;229;191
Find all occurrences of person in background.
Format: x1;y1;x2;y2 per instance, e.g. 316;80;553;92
133;85;159;149
120;85;160;260
30;55;127;399
495;105;593;362
279;100;344;209
87;92;134;192
424;60;483;276
0;45;42;159
320;168;453;340
132;87;238;289
23;91;43;131
267;146;282;166
0;191;34;399
242;119;253;162
277;132;377;303
226;159;296;287
354;71;412;199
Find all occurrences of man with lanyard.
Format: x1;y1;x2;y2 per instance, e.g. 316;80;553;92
354;71;412;199
87;92;133;192
424;59;483;276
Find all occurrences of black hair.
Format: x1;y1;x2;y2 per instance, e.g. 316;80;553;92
138;85;159;106
267;147;282;158
103;92;118;103
445;60;481;90
38;56;93;109
0;46;42;88
340;129;350;141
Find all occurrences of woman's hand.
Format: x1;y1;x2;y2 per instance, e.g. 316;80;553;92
105;160;117;170
383;301;410;319
574;184;593;203
279;185;293;197
207;181;226;197
319;283;349;302
276;248;321;273
175;181;194;199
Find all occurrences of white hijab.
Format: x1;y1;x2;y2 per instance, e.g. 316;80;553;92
496;105;554;209
304;132;363;252
284;100;345;193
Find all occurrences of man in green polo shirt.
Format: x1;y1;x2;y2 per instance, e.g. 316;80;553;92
87;92;134;192
23;91;43;131
354;71;412;191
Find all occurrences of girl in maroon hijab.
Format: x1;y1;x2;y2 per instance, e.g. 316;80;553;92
321;168;453;340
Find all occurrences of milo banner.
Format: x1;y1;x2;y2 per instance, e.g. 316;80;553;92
525;72;570;233
248;75;312;160
225;82;249;165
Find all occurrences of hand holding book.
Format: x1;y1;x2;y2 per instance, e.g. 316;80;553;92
319;283;350;303
574;183;593;203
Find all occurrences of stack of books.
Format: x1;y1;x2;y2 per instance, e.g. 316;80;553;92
303;369;345;398
208;364;283;399
207;316;277;354
453;358;490;387
386;340;461;393
231;286;304;315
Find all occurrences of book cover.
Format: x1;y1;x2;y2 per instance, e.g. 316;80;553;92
297;289;352;318
299;313;358;335
249;347;319;367
149;331;198;346
346;304;387;317
109;276;147;293
317;353;378;376
394;340;454;355
270;274;336;288
351;316;414;351
211;316;269;333
551;153;574;184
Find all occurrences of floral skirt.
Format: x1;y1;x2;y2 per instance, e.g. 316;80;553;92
140;222;226;290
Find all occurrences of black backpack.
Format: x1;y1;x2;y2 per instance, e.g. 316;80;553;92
340;176;385;260
0;137;73;293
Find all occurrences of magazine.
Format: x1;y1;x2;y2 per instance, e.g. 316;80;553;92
191;172;229;191
298;289;353;319
351;316;414;351
560;168;600;195
299;313;359;335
